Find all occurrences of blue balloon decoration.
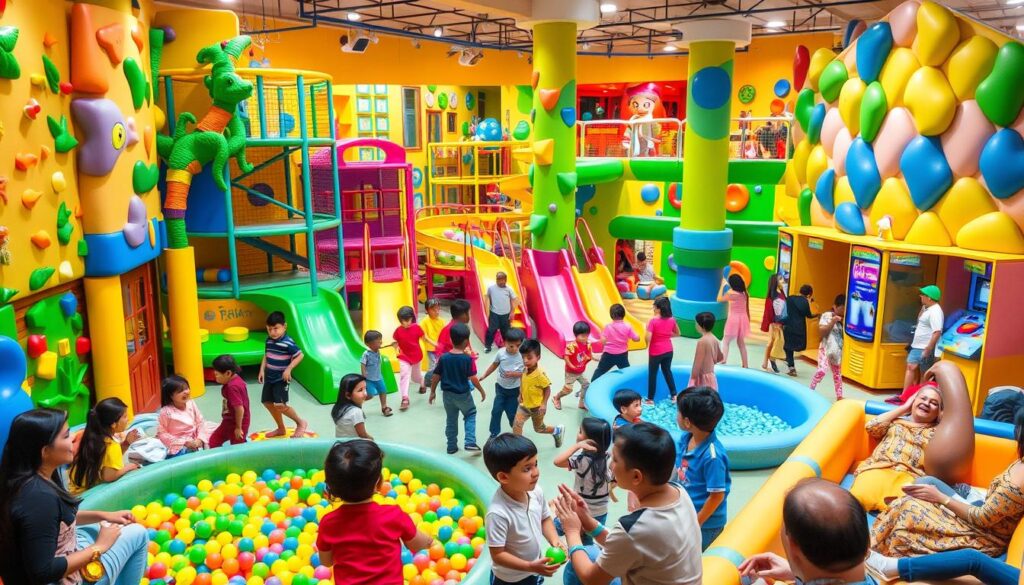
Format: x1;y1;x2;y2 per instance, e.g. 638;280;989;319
900;136;953;211
843;20;864;48
846;138;882;208
815;169;837;214
808;103;827;144
0;336;31;456
412;168;423;188
856;22;893;84
834;202;867;235
691;66;731;110
561;107;577;128
640;183;661;204
980;129;1024;199
774;79;791;98
475;117;502;141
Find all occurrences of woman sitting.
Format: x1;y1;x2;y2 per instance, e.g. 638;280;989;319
157;375;215;457
68;398;140;494
871;412;1024;558
0;408;149;585
850;385;942;512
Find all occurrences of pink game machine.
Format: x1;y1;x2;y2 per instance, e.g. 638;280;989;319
309;139;416;294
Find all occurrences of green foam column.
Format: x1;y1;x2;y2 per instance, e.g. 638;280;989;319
530;21;577;251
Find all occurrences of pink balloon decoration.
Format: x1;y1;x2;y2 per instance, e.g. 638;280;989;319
942;101;996;178
794;45;810;91
874;107;918;179
889;0;921;48
833;127;853;177
821;107;845;157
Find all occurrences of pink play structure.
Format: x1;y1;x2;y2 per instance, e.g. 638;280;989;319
310;139;416;292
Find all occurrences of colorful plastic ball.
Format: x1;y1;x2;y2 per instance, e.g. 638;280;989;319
189;545;208;565
437;525;454;542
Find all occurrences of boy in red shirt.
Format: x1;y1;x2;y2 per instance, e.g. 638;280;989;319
392;306;426;411
317;440;435;584
434;299;477;360
553;321;596;411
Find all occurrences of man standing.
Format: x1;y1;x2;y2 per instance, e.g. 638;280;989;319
483;272;520;354
904;285;943;391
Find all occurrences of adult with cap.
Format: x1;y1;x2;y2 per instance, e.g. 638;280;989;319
903;284;943;392
738;478;878;584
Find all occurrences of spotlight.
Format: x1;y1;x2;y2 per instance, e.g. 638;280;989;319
765;20;786;28
581;41;591;51
347;11;361;21
434;26;444;37
600;3;617;13
663;45;678;52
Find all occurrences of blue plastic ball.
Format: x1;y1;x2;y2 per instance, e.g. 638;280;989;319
238;538;255;552
262;469;277;482
302;507;318;522
640;183;661;204
283;537;299;551
450;506;463;520
183;485;199;498
263;552;280;566
233;502;249;514
444;542;460;557
401;549;414;564
436;506;450;518
438;525;454;542
274;488;288;501
168;539;186;555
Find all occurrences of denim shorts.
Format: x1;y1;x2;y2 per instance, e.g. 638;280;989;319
366;378;387;396
906;348;936;368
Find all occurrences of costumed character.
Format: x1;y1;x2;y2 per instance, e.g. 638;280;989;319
621;83;664;157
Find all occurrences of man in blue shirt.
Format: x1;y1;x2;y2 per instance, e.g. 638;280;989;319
674;387;730;550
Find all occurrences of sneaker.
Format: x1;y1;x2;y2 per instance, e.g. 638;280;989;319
787;368;798;377
465;444;482;453
484;347;492;354
642;398;655;405
864;550;897;582
447;447;459;454
770;360;780;373
553;425;565;448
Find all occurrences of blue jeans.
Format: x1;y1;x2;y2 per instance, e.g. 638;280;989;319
443;391;477;451
554;513;608;546
899;549;1019;585
915;476;984;505
490;385;520;438
701;525;723;551
562;544;621;585
76;523;149;585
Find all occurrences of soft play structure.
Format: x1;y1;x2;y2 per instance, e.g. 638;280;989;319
80;440;497;585
585;364;831;470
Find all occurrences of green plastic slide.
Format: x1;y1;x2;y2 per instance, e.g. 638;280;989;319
241;284;397;404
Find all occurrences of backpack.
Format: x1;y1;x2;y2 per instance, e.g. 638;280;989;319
772;296;788;323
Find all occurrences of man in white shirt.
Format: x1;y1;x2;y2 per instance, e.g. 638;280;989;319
904;285;944;391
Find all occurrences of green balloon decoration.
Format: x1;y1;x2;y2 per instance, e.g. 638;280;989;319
859;81;888;142
0;26;20;79
465;92;475;110
738;84;756;104
795;89;816;133
461;121;471;137
437;92;448;109
512;120;531;140
819;60;849;103
976;41;1024;127
798;187;813;226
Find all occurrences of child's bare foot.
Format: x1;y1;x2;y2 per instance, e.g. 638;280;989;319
400;398;410;411
578;401;587;411
266;428;286;438
552;393;563;410
291;422;308;438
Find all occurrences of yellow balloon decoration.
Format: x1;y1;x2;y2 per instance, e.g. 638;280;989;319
956;212;1024;254
912;1;960;66
792;139;812;185
805;145;829;190
880;48;921;108
869;177;919;240
904;211;953;247
807;48;837;92
838;78;867;137
932;177;999;241
834;176;856;207
943;35;998;101
903;67;957;135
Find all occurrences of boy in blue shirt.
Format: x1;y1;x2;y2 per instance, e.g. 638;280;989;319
674;387;730;550
259;311;308;438
612;389;642;430
430;323;487;454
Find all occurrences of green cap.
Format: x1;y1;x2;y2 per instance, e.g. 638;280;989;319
919;285;941;302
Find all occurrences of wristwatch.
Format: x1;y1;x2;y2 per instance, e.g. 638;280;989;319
81;546;105;582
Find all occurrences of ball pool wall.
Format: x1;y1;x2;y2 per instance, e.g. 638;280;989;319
80;439;498;585
584;365;831;469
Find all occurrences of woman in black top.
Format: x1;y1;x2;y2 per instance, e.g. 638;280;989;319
0;408;149;585
783;284;817;377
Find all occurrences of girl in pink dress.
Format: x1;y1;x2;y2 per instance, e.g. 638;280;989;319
718;274;750;368
157;375;215;457
689;312;724;389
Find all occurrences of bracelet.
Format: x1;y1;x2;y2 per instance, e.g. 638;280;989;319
588;523;606;538
568;544;588;558
90;546;103;562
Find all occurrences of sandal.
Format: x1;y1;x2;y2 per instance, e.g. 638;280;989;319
382;407;394;417
418;387;427;394
552;393;563;410
400;398;410;411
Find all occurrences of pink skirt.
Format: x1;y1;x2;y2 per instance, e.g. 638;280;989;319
724;313;750;339
688;372;718;390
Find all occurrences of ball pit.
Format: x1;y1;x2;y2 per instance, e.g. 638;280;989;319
641;399;793;436
80;440;497;585
584;365;830;469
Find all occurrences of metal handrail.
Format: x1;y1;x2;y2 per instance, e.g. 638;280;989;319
574;216;603;272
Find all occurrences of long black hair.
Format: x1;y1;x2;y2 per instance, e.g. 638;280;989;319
70;398;127;490
1015;409;1024;460
653;296;672;319
767;273;785;300
332;373;367;423
728;273;750;318
161;375;190;407
575;417;613;500
0;409;78;550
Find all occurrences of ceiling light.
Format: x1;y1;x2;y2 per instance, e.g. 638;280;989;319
600;3;617;14
346;11;361;21
663;44;678;52
581;41;591;51
434;26;444;37
1010;0;1024;5
1017;22;1024;30
765;20;786;28
218;0;236;3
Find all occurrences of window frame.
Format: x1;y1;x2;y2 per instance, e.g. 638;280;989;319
401;86;422;151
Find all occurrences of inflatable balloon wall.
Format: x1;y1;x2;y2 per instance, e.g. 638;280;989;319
782;0;1024;254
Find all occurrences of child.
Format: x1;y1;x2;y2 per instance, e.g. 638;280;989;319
258;311;309;437
612;389;643;429
553;418;614;545
157;375;215;457
362;330;392;417
718;273;750;368
513;339;565;447
483;434;565;584
332;373;373;439
209;355;251;448
435;299;475;359
392;306;426;410
420;298;445;393
484;272;520;353
480;327;526;440
552;422;703;585
761;273;788;373
690;312;724;390
783;284;817;376
646;296;679;404
675;388;731;551
810;294;847;400
317;440;435;583
554;321;594;411
68;397;140;494
430;322;487;454
592;304;640;381
635;252;667;300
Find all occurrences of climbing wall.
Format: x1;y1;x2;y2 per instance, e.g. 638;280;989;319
782;0;1024;254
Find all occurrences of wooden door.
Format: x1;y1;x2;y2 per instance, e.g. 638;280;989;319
121;262;161;412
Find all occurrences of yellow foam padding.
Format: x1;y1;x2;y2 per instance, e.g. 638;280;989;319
791;139;811;185
904;211;953;247
84;276;134;415
788;399;868;479
806;48;836;92
944;35;998;101
199;329;210;343
834;175;856;207
879;48;921;108
869;177;919;240
223;326;250;343
838;78;866;136
912;1;960;67
848;468;915;512
36;351;58;380
58;338;71;357
805;145;829;192
783;161;802;199
165;248;206;398
903;66;957;136
957;212;1024;254
933;177;999;240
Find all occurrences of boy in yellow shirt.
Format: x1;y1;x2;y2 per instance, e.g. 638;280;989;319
419;298;445;394
512;339;565;447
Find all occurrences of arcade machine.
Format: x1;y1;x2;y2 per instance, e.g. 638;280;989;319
938;260;991;412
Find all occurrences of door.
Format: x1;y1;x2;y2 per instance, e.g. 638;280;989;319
427;111;442;144
122;262;161;412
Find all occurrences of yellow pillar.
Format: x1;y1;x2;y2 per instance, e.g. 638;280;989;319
83;276;134;415
165;247;205;397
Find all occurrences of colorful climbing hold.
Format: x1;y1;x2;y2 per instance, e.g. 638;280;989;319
856;22;893;84
0;26;21;79
980;129;1024;200
837;78;866;137
819;60;849;102
725;184;750;213
512;120;530;140
556;172;577;196
913;1;959;67
691;66;731;110
901;136;952;211
934;177;998;239
957;212;1024;254
47;115;79;153
821;107;844;155
859;81;887;142
532;139;554;166
59;81;73;95
31;231;52;249
795;88;816;133
798;188;813;226
57;261;74;283
21;189;41;210
640;183;661;205
122;58;148;110
560;107;576;127
96;23;125;65
41;54;60;93
0;288;16;304
133;161;159;194
807;103;826;145
873;107;917;179
57;202;73;245
61;293;78;319
124;196;147;248
975;41;1024;128
76;337;91;356
531;71;539;90
889;0;919;47
774;79;791;98
23;98;40;120
834;201;867;235
15;153;39;171
944;35;998;101
846;138;882;208
879;48;921;108
70;98;127;176
806;47;835;92
905;211;952;248
43;32;57;48
51;171;67;194
26;335;47;359
869;177;919;240
538;88;560;111
903;67;956;136
941;101;995;178
815;169;837;214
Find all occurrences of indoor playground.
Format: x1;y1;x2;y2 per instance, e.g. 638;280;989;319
1;1;1024;585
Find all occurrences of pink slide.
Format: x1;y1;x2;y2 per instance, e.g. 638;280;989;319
519;249;603;357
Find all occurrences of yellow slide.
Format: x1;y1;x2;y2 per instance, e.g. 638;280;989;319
571;264;646;350
361;268;415;374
